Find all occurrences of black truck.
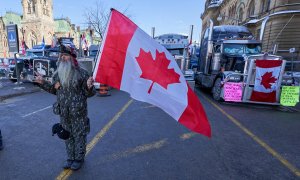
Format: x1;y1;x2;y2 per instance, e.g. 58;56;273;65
195;20;262;100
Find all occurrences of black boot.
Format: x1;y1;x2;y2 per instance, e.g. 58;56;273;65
62;159;73;169
70;159;84;171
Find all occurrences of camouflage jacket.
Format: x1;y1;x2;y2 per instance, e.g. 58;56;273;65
40;67;96;118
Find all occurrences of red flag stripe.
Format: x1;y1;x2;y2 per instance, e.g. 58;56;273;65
94;10;137;89
250;90;277;103
256;60;282;68
179;83;211;137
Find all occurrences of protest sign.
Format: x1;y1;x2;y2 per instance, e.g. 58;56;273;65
224;82;243;102
280;86;300;106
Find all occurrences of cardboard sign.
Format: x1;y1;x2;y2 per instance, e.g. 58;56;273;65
280;86;300;106
224;82;243;102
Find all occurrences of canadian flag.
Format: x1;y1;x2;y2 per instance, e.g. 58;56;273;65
93;9;211;137
250;60;283;103
82;33;88;49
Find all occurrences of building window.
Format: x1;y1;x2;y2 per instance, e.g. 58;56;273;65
266;0;271;11
28;2;31;13
0;35;2;49
4;36;7;47
229;5;236;18
32;3;35;13
261;0;265;13
239;8;244;22
248;0;255;17
30;32;37;48
261;0;270;13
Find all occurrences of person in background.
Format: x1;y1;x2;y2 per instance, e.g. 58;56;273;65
35;44;95;170
0;129;3;150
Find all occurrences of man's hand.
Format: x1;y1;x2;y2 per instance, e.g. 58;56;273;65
87;77;94;89
34;71;44;84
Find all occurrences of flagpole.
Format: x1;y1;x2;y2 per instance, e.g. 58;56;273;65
151;27;155;39
184;25;193;72
79;34;82;57
92;9;113;78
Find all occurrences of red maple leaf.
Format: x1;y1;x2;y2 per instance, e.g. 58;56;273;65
260;71;277;89
135;49;180;94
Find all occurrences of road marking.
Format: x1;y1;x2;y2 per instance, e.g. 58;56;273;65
56;99;133;180
104;139;167;162
141;105;156;109
89;132;198;164
87;132;196;165
180;132;197;140
22;105;52;118
202;95;300;177
109;131;198;161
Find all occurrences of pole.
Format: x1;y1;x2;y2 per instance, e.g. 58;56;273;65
79;34;82;57
14;53;20;85
151;27;155;39
184;25;194;71
90;28;93;45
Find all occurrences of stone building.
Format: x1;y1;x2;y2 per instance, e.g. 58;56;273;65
201;0;300;64
0;0;95;58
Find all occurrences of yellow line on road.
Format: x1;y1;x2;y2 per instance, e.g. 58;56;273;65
202;95;300;177
56;99;133;180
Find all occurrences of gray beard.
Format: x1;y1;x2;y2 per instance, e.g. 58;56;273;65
57;60;74;88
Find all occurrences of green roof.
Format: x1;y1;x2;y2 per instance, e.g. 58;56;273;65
54;19;71;32
2;12;22;26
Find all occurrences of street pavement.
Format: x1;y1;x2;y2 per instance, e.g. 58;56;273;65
0;78;300;179
0;79;41;101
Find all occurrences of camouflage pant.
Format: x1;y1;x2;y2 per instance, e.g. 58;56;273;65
60;116;90;161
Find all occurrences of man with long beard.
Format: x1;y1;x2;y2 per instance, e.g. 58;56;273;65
35;44;95;170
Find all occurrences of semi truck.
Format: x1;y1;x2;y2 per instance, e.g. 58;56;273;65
195;20;287;105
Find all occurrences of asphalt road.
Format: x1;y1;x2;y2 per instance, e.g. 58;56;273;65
0;87;299;180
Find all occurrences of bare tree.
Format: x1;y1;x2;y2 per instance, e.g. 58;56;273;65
84;1;109;40
84;1;132;40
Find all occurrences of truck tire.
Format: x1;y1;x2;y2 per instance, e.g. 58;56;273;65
212;78;223;101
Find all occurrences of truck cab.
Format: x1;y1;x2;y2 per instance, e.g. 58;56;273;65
195;23;262;99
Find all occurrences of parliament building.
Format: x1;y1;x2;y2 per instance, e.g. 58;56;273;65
0;0;92;58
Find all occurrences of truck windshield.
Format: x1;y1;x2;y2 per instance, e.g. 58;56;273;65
223;44;261;55
223;44;244;55
168;49;184;56
26;51;43;57
245;44;261;54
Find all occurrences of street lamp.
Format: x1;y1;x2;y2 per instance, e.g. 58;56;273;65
217;14;241;24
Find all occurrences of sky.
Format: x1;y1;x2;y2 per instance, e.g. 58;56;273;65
0;0;205;42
